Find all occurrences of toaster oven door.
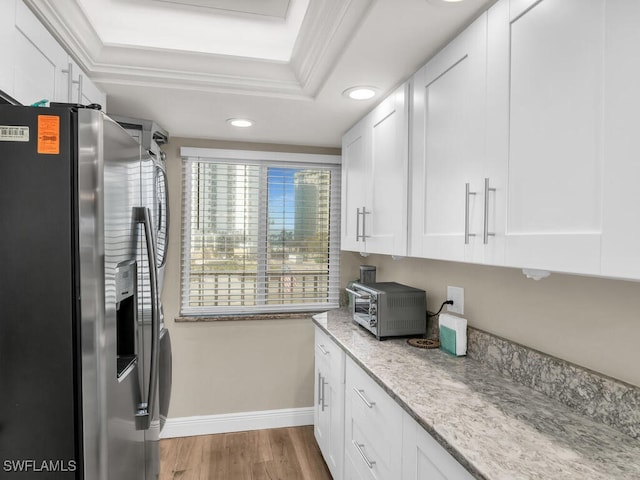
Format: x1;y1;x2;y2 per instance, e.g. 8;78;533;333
346;286;377;332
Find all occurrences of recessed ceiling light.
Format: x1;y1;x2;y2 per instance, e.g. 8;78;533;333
342;86;378;101
227;118;254;128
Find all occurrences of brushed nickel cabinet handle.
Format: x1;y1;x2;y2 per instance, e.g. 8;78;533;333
353;387;375;408
465;183;476;245
352;440;376;469
321;377;328;411
483;177;496;245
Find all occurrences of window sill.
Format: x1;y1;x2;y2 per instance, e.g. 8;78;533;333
175;312;320;323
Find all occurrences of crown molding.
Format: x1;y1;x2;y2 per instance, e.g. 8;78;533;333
24;0;369;100
291;0;373;96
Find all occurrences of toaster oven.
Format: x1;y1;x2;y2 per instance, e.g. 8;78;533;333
345;282;426;340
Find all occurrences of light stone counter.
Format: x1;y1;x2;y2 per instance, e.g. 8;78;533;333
313;309;640;480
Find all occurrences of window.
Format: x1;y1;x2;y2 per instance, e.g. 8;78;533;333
180;148;341;315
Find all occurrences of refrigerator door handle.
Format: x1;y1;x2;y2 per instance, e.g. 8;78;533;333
134;206;160;431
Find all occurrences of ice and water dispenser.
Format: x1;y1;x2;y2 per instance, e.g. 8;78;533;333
116;260;137;378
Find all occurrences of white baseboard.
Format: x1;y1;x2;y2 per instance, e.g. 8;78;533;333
159;407;314;439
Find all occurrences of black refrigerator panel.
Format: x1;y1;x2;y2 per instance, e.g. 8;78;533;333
0;106;80;477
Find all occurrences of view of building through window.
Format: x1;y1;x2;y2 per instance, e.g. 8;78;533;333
183;159;338;313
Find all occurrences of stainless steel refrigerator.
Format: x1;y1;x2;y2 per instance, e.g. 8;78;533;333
111;113;172;480
0;104;163;479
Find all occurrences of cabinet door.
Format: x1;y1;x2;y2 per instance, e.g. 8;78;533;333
505;0;604;274
323;371;345;479
401;412;474;480
0;0;17;98
13;0;68;105
314;361;330;464
366;83;409;256
314;327;345;480
410;16;488;263
601;0;640;279
341;117;370;252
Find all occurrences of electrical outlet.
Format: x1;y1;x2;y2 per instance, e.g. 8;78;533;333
446;286;464;315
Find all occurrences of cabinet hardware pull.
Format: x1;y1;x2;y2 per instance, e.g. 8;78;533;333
318;344;330;355
353;388;375;408
361;206;369;241
317;372;322;406
321;377;328;411
62;63;74;103
356;206;370;242
62;63;84;104
77;74;84;104
352;440;376;469
465;183;476;244
483;178;496;244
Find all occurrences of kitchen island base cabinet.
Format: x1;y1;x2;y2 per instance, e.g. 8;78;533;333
314;327;346;480
402;413;475;480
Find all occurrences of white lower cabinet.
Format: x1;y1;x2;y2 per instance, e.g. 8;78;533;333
314;327;345;479
344;356;403;480
402;412;474;480
316;334;473;479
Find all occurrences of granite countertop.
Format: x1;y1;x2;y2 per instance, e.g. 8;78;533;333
313;309;640;480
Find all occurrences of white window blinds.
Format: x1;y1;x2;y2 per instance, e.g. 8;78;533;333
181;148;341;315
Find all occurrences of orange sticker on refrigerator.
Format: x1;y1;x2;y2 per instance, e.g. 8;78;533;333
37;115;60;154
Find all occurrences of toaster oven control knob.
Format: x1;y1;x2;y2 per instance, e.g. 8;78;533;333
369;305;377;315
369;317;377;328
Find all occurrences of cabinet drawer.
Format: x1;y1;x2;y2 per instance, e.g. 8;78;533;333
345;357;402;479
315;327;345;383
346;357;402;431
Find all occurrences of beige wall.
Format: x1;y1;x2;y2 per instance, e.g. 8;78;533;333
341;252;640;387
162;138;340;418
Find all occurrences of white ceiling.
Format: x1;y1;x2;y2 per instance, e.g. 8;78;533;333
25;0;494;148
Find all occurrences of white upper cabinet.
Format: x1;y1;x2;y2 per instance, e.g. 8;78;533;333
0;0;17;99
342;116;370;253
601;0;640;279
1;1;106;109
341;83;409;256
12;0;68;106
503;0;604;274
410;11;505;265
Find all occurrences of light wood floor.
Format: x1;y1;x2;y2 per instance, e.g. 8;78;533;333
160;426;333;480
